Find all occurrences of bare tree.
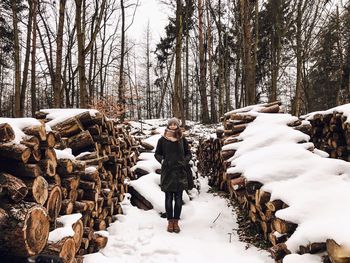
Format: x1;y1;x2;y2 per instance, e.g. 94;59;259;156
53;0;67;108
198;0;210;123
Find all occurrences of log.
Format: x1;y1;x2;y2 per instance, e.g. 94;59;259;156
51;117;83;137
0;172;28;202
80;168;99;182
79;180;96;190
266;199;287;211
44;237;76;263
23;176;49;205
128;186;153;210
230;177;245;190
68;130;95;154
258;104;280;113
91;233;108;250
46;185;62;222
0;202;49;257
61;176;80;191
0;123;15;142
269;243;291;261
327;239;350;263
57;159;74;175
0;161;42;178
75;111;94;128
222;150;236;160
38;159;57;177
72;220;84;253
272;218;297;234
268;232;287;246
0;143;31;163
245;181;263;196
60;199;74;215
40;131;56;148
299;242;326;254
255;190;271;208
140;141;154;150
23;125;46;141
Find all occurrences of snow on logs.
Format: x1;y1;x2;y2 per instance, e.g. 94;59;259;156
197;102;350;262
301;109;350;161
0;109;139;261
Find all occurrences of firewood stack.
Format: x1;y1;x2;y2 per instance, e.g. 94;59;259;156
197;102;318;262
301;111;350;160
197;101;306;191
196;136;224;188
0;110;139;262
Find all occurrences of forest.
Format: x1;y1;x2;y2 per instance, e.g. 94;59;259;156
0;0;349;124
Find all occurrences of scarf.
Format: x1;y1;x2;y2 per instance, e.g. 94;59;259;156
164;128;181;142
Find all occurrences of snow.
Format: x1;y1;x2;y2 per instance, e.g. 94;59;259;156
76;151;93;159
55;148;75;160
0;117;43;143
40;108;99;127
83;129;272;262
86;166;98;173
301;103;350;122
142;133;162;151
224;102;273;117
84;177;272;263
48;213;82;243
131;159;161;174
137;152;157;161
283;253;323;263
225;112;350;253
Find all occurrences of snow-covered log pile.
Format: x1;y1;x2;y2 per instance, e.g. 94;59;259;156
198;103;350;263
301;105;350;161
0;109;139;262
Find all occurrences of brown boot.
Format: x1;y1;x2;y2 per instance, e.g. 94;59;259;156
173;219;180;233
167;220;174;233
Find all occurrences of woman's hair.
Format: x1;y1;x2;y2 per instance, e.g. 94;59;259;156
167;117;180;127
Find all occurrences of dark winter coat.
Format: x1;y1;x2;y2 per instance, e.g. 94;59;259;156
154;136;192;192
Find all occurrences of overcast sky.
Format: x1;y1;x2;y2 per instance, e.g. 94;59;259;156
128;0;171;46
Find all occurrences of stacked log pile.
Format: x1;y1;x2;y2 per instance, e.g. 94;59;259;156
197;101;309;191
0;110;139;262
197;102;331;262
302;111;350;161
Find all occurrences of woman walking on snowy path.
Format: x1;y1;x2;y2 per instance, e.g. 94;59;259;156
155;117;192;233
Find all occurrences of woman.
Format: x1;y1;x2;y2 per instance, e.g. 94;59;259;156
155;117;192;233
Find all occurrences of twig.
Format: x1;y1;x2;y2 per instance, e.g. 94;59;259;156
212;212;221;224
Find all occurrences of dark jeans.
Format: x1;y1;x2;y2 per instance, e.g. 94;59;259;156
165;191;183;220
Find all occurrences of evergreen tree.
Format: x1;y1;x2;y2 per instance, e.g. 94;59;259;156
308;14;340;111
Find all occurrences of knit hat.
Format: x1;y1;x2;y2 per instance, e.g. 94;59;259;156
167;117;180;127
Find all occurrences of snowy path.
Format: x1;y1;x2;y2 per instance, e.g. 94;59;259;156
84;177;273;263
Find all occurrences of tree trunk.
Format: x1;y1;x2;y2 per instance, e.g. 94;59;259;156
206;0;216;123
54;0;66;108
294;0;303;116
31;0;38;116
240;0;256;105
173;0;184;123
118;0;126;120
146;22;151;119
12;2;21;117
198;0;210;123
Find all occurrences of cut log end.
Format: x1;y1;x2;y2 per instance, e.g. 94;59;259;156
25;206;50;256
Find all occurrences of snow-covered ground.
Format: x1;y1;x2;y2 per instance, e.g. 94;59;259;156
84;119;273;263
84;176;272;263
